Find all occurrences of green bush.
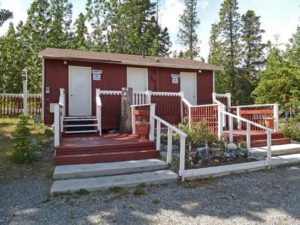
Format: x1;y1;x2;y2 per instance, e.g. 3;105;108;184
11;115;38;164
177;119;216;147
282;122;300;141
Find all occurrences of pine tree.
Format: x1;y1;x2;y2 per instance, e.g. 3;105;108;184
47;0;73;48
0;23;26;93
216;0;241;104
0;6;13;27
85;0;106;51
177;0;200;59
71;13;89;50
239;10;266;104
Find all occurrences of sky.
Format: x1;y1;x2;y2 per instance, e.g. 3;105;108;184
0;0;299;60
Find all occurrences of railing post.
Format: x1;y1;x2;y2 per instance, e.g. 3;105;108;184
237;106;241;129
229;116;233;143
180;91;184;122
156;120;161;151
149;104;156;141
246;123;251;150
146;90;152;104
188;107;192;130
131;106;136;134
217;104;223;139
179;136;186;180
54;104;60;147
226;93;232;109
96;89;102;136
167;128;172;164
266;130;272;169
273;104;279;132
212;92;216;102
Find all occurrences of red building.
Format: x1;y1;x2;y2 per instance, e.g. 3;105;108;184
39;48;219;127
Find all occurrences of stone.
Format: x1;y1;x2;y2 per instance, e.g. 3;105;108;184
227;143;238;150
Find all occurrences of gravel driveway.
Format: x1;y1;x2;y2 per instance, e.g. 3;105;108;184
1;166;300;225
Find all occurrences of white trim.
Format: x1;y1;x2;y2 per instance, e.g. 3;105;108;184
42;58;45;122
126;67;148;91
68;66;92;116
213;70;215;93
180;72;197;105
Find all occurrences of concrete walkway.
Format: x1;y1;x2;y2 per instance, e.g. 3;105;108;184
250;143;300;157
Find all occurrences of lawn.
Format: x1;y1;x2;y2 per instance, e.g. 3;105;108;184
0;116;54;181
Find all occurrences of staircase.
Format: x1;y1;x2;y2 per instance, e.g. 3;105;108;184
50;159;178;194
222;131;291;147
63;116;99;136
54;136;160;165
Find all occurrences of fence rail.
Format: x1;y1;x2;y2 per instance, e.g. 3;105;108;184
0;93;42;116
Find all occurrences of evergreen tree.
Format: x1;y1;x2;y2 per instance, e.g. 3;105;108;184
177;0;200;59
0;23;27;93
0;6;13;27
252;47;300;114
85;0;106;51
71;13;89;50
239;10;266;104
215;0;241;104
47;0;73;48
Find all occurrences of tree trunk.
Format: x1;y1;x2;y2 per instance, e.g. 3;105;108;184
120;87;133;133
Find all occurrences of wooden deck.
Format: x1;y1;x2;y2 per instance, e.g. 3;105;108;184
55;134;159;165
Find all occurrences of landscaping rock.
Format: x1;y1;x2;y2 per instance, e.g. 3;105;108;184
227;143;238;150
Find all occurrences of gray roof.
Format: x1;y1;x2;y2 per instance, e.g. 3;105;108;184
39;48;220;71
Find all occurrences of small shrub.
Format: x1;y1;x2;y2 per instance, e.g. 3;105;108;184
11;115;38;164
152;199;160;205
74;189;90;196
177;119;216;147
282;122;300;141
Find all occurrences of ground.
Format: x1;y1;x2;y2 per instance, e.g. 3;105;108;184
0;118;300;225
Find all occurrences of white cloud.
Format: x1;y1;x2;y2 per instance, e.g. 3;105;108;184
0;0;28;35
160;0;184;39
198;1;209;10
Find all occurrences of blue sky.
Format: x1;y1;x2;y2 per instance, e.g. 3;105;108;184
1;0;299;60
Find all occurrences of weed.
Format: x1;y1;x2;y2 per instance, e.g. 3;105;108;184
69;212;75;220
133;184;146;197
152;199;160;205
74;189;90;196
109;186;124;194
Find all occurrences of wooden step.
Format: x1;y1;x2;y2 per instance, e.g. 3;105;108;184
248;138;292;148
56;143;155;156
64;130;98;134
54;149;160;165
64;124;97;128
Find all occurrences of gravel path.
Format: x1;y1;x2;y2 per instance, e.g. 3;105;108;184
1;166;300;225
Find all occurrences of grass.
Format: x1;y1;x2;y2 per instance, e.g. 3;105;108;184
132;184;146;196
180;176;215;189
0;116;54;181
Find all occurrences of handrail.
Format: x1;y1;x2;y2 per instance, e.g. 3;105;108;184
96;89;102;136
54;88;65;147
230;104;276;108
221;110;273;132
152;115;187;137
151;113;187;179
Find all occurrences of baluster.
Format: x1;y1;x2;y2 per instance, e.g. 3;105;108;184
156;120;161;151
167;128;172;164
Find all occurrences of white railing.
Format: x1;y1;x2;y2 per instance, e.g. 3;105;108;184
212;92;227;136
96;89;102;136
230;104;279;132
133;91;151;105
220;109;273;168
99;90;122;96
54;88;65;147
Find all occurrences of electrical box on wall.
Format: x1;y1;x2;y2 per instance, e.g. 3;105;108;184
171;74;179;84
92;69;102;80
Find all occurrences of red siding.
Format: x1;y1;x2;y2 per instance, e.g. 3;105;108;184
44;58;214;127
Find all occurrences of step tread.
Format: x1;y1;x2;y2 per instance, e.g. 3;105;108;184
64;124;97;127
65;130;98;134
64;118;97;121
50;170;178;194
53;159;168;180
250;143;300;157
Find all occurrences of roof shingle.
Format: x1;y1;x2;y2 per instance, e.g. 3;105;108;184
38;48;220;71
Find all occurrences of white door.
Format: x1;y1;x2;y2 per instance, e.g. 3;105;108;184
69;66;91;116
180;72;197;105
127;67;148;91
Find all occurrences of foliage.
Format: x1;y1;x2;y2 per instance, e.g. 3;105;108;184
252;47;300;112
177;0;200;59
178;119;216;147
281;117;300;141
71;13;89;50
0;5;13;27
11;115;37;164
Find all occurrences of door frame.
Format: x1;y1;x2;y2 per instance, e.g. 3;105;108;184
68;66;92;116
180;72;197;105
126;67;148;91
